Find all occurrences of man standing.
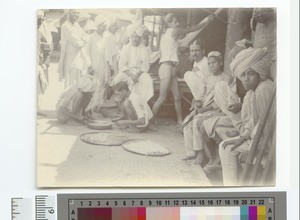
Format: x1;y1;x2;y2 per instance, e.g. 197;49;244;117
111;23;154;102
58;10;90;88
151;13;214;126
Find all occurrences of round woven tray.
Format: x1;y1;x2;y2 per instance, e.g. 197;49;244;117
80;132;128;146
122;139;170;156
86;120;113;130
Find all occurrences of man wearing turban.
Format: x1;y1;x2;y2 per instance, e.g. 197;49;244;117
218;47;275;186
200;39;250;173
56;67;98;124
111;23;154;102
58;10;90;88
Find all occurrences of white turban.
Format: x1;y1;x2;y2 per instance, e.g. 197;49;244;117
126;23;145;37
230;47;272;80
37;10;44;19
78;12;91;22
77;74;98;93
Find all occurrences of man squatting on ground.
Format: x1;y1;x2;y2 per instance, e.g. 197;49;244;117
151;13;214;126
113;81;153;133
182;51;227;165
218;47;274;186
56;67;98;124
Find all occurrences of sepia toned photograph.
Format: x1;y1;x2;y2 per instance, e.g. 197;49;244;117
37;8;276;187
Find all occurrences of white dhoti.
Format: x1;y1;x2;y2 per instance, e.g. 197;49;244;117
183;110;216;157
203;81;242;138
64;68;83;88
219;137;251;186
112;72;154;102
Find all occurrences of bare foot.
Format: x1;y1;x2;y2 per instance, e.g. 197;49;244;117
194;150;204;165
182;154;197;160
153;119;169;126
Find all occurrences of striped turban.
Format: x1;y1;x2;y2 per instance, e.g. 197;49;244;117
230;47;273;80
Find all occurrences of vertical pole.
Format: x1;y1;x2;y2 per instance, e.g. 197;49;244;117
187;8;192;27
151;14;156;51
223;8;253;74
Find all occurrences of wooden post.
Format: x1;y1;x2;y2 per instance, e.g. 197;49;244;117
239;86;276;185
187;8;192;27
223;8;253;74
150;15;156;51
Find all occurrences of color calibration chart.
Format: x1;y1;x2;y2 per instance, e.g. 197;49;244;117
57;192;286;220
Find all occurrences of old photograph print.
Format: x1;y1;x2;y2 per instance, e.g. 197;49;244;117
37;8;276;187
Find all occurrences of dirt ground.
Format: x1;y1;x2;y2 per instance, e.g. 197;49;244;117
37;61;215;188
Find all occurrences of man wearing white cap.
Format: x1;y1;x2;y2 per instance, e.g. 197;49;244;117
182;51;227;165
111;23;154;102
218;47;275;186
58;10;90;88
200;40;250;173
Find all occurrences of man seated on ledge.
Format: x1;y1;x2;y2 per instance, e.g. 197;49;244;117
182;51;227;165
111;23;154;103
219;47;274;186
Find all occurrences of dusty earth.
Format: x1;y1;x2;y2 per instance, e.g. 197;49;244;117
37;61;216;188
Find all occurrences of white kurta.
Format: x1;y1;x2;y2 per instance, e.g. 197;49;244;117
203;79;243;138
112;43;154;102
183;72;227;156
58;21;90;88
184;57;210;101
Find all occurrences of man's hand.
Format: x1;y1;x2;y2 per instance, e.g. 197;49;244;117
227;103;242;114
222;137;245;150
207;14;215;23
189;100;203;111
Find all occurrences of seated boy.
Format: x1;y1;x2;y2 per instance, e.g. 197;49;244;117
113;81;153;132
182;51;227;165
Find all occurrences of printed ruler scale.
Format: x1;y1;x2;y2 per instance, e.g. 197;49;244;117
35;195;56;220
10;192;286;220
11;198;33;220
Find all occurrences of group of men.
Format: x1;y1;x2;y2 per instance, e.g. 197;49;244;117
53;10;276;186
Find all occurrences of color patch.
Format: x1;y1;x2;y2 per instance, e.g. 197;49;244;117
240;206;249;220
146;207;180;220
78;208;112;220
111;207;146;220
249;206;258;220
257;206;266;220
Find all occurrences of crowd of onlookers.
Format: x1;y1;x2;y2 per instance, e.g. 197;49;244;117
37;9;276;185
